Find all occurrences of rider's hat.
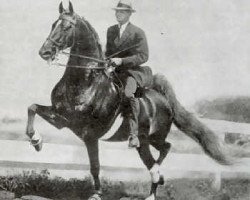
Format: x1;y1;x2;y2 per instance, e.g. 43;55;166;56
113;0;136;13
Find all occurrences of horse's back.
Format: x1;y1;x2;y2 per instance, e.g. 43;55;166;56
105;88;173;141
138;89;174;135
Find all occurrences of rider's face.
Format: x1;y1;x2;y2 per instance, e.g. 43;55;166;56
115;10;132;25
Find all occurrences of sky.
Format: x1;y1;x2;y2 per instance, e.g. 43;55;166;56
0;0;250;118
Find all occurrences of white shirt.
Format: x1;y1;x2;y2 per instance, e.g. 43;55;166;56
119;21;129;38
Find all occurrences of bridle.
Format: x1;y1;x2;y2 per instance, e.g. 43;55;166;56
45;13;127;91
47;14;76;49
46;13;107;70
45;13;139;70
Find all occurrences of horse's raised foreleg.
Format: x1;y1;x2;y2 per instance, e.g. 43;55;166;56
26;104;69;151
85;138;102;200
26;104;43;151
26;104;38;138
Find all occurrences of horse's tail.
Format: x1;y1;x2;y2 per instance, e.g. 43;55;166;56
152;74;248;165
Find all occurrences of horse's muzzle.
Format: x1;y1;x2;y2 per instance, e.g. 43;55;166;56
39;49;56;61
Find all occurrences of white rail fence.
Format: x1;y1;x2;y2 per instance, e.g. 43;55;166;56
0;140;250;190
0;118;250;190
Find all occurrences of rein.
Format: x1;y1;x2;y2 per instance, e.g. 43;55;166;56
47;14;107;69
54;43;140;69
52;51;107;70
51;61;106;69
48;13;138;70
61;51;106;63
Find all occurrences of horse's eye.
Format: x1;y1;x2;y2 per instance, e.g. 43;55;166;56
63;25;71;31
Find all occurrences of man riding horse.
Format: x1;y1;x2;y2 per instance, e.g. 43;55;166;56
106;0;152;148
27;1;244;199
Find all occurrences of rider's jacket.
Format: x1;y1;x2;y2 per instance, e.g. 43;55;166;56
105;23;151;88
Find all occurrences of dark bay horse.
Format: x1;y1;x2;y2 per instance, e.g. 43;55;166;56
26;2;239;200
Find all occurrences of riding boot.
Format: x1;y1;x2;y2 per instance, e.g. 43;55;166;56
127;97;140;148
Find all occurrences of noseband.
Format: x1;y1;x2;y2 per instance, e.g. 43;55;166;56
47;14;77;49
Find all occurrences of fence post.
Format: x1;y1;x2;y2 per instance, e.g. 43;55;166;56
212;171;221;191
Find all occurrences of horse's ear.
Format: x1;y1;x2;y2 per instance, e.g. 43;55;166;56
59;2;64;14
69;1;74;14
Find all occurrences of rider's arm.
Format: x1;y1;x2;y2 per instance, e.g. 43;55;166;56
121;28;149;67
105;27;114;58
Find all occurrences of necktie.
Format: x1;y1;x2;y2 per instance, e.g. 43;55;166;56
118;25;121;39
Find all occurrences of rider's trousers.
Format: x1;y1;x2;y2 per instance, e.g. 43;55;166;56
124;76;140;135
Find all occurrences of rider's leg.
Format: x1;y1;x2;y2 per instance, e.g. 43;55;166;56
124;76;140;148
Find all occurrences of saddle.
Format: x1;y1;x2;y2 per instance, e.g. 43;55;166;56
112;65;153;98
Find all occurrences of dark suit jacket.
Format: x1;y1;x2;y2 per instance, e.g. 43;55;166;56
105;23;152;87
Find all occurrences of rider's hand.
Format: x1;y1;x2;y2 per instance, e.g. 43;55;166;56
106;66;115;74
110;58;122;66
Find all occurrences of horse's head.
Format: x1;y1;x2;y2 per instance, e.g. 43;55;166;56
39;2;77;61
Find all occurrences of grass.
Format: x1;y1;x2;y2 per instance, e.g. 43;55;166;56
0;170;250;200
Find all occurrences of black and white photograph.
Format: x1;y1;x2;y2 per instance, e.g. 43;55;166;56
0;0;250;199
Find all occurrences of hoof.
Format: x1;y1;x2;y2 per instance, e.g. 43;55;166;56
158;175;164;185
30;133;43;152
145;194;155;200
88;194;101;200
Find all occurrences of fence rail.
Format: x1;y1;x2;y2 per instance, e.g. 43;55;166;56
0;140;250;190
1;118;250;190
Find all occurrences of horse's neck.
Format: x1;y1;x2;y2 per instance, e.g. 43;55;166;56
78;73;119;116
69;19;103;66
62;17;120;114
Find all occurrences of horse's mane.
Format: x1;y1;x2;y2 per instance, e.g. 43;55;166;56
77;14;104;60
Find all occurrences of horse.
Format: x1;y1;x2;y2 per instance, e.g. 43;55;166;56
26;2;241;200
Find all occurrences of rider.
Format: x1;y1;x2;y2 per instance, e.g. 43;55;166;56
105;0;149;148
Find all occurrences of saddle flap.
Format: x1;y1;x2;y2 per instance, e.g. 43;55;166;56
103;116;130;142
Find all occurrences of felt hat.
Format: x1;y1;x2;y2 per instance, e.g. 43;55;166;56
113;0;136;12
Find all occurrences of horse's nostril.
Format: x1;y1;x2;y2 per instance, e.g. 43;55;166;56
39;50;53;60
43;51;52;56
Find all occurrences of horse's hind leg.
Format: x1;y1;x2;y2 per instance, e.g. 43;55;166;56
149;127;172;186
137;137;155;167
150;139;171;186
26;104;69;151
150;138;171;166
137;129;171;199
137;136;160;200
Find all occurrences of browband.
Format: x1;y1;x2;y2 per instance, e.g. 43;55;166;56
59;14;77;25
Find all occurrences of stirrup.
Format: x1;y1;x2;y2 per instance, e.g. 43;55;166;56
128;135;140;148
